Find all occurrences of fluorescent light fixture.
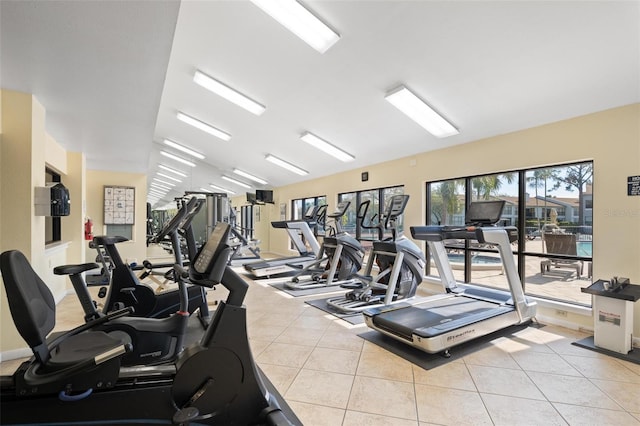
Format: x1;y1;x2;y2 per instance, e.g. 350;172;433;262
148;188;167;195
150;182;171;191
152;177;176;187
265;154;308;176
176;111;231;141
221;175;251;189
384;86;459;138
163;139;205;160
158;164;188;177
250;0;340;54
233;169;268;185
209;184;236;195
156;172;182;183
160;151;197;167
300;132;354;162
193;70;266;116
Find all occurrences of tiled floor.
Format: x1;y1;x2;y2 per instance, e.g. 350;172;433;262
241;275;640;425
2;255;640;425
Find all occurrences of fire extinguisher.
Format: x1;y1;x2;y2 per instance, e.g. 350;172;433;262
84;217;93;241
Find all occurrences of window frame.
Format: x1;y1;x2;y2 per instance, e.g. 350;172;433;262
338;185;404;241
426;161;594;307
45;168;62;245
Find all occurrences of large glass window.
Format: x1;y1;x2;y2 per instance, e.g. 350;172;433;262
290;195;327;249
426;161;593;307
338;185;404;241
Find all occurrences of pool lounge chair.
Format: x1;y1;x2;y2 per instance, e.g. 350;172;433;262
540;232;584;278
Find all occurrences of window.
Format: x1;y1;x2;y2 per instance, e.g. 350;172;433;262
290;195;327;249
338;185;404;241
45;168;61;244
426;161;593;307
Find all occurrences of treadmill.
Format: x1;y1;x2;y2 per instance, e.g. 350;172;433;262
244;205;326;278
363;200;537;356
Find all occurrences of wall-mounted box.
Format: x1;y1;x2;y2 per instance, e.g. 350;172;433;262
35;183;71;216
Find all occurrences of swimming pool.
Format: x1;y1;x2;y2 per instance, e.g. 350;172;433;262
432;253;503;271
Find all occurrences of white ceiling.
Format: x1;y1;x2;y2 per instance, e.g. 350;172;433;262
3;1;639;207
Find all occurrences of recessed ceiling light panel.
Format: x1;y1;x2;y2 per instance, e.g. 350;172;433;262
158;164;188;177
265;154;308;176
385;85;459;138
193;70;266;116
221;175;252;189
233;168;268;185
250;0;340;54
160;151;197;167
209;184;236;195
176;111;231;141
156;172;182;183
152;177;176;187
163;139;205;160
300;132;354;162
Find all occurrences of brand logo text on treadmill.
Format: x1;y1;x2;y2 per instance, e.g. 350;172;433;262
447;329;475;342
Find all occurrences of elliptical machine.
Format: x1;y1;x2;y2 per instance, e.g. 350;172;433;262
0;222;300;425
89;197;209;320
326;195;426;313
53;197;208;367
285;201;365;290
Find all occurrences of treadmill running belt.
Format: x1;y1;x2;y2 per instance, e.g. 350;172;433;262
372;297;508;340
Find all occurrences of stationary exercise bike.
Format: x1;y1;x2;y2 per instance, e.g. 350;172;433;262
53;197;208;366
90;197;209;320
0;222;300;425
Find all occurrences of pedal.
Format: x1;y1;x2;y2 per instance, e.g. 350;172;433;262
98;287;107;298
341;282;363;289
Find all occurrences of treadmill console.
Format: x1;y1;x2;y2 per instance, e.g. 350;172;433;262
411;225;518;243
465;200;505;226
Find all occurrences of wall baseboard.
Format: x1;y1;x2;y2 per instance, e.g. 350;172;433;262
535;313;589;331
0;347;31;363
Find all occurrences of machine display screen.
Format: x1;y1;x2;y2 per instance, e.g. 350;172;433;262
465;200;505;225
193;222;230;273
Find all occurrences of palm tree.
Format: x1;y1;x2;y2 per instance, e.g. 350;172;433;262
471;173;516;200
527;169;555;229
431;180;463;224
551;163;593;225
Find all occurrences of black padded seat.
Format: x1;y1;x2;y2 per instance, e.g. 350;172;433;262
0;250;127;380
93;235;129;245
48;331;123;366
53;262;99;276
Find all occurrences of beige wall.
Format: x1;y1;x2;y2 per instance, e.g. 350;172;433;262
246;104;640;335
1;91;638;355
64;151;87;265
0;90;88;357
85;170;148;265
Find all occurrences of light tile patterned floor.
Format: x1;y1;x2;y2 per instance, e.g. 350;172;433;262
241;269;640;426
2;258;640;426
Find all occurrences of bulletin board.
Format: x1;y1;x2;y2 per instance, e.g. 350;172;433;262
104;186;135;224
